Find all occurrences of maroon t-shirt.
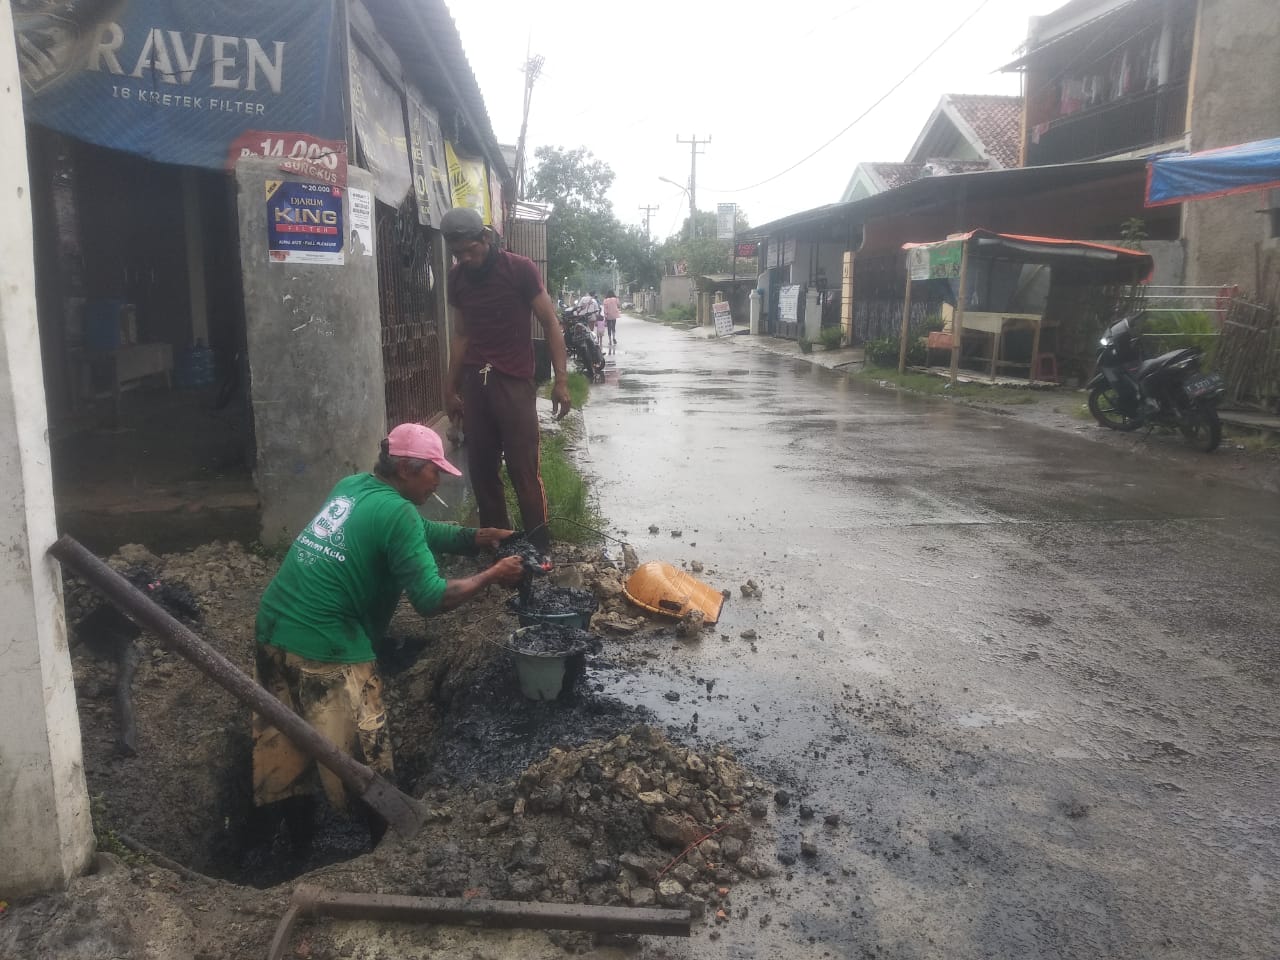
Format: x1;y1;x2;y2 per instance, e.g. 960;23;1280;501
447;248;545;379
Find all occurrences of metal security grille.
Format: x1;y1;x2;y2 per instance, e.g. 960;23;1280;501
376;201;443;425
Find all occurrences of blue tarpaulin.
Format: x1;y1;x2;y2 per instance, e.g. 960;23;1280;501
1146;137;1280;207
16;0;345;171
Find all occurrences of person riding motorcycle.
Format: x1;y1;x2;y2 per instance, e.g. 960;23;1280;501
574;293;600;323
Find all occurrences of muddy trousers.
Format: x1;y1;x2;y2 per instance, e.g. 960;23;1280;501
461;365;549;552
251;645;393;817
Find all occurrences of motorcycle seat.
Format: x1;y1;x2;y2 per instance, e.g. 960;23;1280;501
1138;348;1198;379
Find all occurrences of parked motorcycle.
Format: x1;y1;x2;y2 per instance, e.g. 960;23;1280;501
1086;313;1226;452
561;309;607;382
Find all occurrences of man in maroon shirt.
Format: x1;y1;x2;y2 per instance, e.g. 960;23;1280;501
442;207;571;553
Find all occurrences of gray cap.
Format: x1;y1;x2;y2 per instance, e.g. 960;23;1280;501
440;206;485;239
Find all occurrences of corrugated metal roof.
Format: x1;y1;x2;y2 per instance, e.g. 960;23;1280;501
369;0;511;185
999;0;1144;71
746;159;1147;238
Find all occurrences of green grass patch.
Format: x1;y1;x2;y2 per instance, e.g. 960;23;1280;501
857;365;1042;404
1057;402;1095;421
454;426;602;544
540;371;591;409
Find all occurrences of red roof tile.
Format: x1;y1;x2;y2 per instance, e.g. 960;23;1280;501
948;94;1023;168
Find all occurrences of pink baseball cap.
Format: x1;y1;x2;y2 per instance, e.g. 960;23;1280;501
385;423;462;476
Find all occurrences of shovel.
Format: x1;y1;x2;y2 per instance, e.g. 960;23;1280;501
49;536;428;839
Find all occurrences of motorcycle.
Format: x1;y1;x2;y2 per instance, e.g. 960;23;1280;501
1086;313;1226;452
561;309;607;382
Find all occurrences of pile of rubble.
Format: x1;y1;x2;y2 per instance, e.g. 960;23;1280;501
498;725;774;917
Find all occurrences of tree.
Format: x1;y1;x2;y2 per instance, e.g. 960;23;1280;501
528;146;618;292
658;209;753;278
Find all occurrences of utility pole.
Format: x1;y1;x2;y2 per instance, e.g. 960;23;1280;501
513;53;544;199
676;134;710;241
638;204;658;243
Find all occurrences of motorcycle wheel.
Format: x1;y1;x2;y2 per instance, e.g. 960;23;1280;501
1087;384;1141;432
1179;406;1222;453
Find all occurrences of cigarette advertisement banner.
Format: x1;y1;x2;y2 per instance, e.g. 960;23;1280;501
446;140;489;222
16;0;345;171
266;179;343;264
408;93;452;227
351;40;413;206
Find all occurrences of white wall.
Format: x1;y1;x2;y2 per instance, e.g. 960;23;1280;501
0;0;95;896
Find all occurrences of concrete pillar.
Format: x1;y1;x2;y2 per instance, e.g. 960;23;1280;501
182;168;209;347
749;290;762;335
235;159;386;544
0;0;95;896
804;288;822;342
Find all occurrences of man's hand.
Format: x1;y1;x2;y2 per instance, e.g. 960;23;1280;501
474;527;515;550
488;555;526;587
446;391;464;421
551;378;572;420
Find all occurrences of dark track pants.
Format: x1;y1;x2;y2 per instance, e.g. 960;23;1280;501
461;365;549;552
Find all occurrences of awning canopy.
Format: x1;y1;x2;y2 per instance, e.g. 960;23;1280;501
903;229;1153;283
1145;137;1280;207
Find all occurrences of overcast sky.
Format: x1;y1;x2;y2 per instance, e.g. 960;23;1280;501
448;0;1064;238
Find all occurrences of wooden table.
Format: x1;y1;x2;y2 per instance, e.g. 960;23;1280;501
956;312;1043;380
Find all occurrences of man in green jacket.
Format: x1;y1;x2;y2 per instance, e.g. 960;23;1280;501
252;422;523;834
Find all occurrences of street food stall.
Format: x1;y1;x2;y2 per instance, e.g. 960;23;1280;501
897;230;1154;382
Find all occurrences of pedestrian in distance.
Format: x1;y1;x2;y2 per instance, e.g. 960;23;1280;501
602;290;621;347
250;423;525;844
441;207;572;554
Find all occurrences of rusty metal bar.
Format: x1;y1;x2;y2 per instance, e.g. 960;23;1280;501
48;535;427;839
268;883;691;959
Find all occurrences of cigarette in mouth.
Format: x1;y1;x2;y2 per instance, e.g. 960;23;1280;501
432;493;449;508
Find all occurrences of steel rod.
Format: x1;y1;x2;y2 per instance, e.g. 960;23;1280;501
294;883;692;936
48;535;427;839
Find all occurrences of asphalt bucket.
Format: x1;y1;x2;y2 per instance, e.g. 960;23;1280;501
510;627;569;701
515;607;593;629
512;650;568;701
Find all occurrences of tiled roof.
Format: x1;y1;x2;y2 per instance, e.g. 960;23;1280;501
947;94;1023;168
869;159;994;190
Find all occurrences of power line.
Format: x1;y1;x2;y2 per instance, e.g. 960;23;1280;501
704;0;992;195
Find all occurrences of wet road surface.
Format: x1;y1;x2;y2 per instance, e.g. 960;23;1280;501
583;320;1280;960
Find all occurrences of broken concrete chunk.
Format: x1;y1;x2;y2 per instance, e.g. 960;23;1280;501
739;629;757;640
629;886;656;907
689;560;704;572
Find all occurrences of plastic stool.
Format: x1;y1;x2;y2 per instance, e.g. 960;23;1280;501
1033;353;1058;382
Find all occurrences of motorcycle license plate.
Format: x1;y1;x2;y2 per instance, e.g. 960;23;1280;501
1184;372;1225;399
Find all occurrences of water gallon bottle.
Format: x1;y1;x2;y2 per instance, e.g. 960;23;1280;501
176;340;217;389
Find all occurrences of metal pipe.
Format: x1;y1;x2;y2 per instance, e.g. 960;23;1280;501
268;884;692;958
48;535;427;839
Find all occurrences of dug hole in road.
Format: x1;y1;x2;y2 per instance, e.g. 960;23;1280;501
3;316;1275;960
